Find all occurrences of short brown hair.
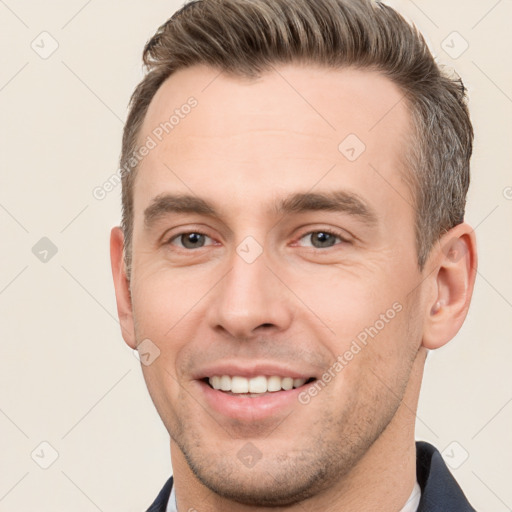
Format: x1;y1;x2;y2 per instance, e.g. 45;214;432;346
119;0;473;277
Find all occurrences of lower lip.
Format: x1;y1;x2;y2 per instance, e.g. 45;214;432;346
196;380;308;422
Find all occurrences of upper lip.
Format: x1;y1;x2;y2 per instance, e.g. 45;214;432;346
192;361;319;380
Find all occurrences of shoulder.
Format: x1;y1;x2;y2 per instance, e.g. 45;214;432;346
146;475;173;512
416;441;476;512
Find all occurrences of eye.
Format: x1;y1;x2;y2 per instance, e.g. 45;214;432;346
167;231;216;250
297;229;349;249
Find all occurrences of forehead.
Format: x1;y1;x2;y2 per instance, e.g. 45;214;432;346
134;64;413;222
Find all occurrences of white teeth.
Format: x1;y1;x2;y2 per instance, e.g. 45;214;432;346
267;375;282;392
220;375;231;391
281;377;293;391
249;376;267;393
294;378;307;388
207;375;310;394
231;376;249;393
211;376;221;390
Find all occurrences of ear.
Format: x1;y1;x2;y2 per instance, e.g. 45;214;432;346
422;222;477;350
110;226;137;349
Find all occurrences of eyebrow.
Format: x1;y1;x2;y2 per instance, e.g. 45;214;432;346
143;190;378;229
274;190;378;225
144;194;216;229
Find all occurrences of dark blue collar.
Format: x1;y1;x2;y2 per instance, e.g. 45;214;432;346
416;441;476;511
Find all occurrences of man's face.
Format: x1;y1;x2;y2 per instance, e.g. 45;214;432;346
127;64;427;505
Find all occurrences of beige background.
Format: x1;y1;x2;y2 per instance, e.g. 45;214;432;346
0;0;511;510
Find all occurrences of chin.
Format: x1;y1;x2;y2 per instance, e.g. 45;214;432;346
174;428;356;507
189;458;331;507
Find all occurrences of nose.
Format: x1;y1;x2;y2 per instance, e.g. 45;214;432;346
207;244;295;340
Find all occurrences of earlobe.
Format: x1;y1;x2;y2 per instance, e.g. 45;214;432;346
110;226;137;349
422;223;477;350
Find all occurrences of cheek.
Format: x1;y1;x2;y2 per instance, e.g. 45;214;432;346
130;270;205;411
284;267;401;346
326;309;416;432
289;267;416;396
139;360;187;441
130;263;214;341
350;299;421;399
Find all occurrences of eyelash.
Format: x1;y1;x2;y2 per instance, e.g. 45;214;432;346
164;228;350;251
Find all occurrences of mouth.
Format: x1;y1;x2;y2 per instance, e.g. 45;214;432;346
202;375;317;397
193;363;320;421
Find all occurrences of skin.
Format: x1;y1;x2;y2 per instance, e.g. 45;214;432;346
111;64;477;511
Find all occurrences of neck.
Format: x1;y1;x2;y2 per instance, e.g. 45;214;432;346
170;348;427;512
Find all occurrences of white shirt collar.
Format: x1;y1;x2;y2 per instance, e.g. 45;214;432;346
400;481;422;512
166;479;421;511
166;482;177;512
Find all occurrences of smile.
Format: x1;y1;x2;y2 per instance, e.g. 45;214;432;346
206;375;315;395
